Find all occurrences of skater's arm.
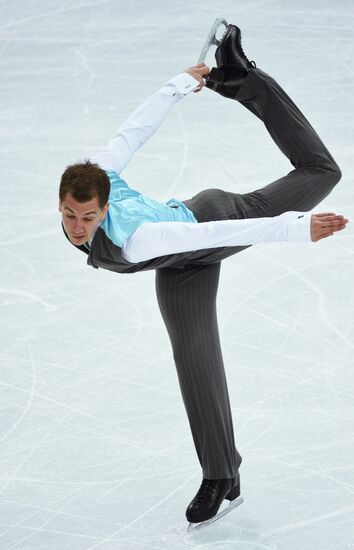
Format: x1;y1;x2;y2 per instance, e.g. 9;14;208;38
90;69;204;175
121;211;313;263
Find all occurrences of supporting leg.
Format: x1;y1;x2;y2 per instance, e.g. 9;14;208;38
155;261;242;479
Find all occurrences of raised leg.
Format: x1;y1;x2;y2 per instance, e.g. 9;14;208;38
155;261;242;479
181;67;342;265
232;67;342;217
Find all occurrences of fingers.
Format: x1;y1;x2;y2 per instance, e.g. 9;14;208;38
313;214;349;233
315;222;347;236
196;67;210;78
191;63;210;75
186;63;209;70
315;213;349;222
311;214;349;241
183;63;210;92
319;219;348;228
315;212;337;217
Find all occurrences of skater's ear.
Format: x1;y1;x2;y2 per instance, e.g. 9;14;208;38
99;201;109;221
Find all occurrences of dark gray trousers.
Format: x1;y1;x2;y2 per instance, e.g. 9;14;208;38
155;68;342;479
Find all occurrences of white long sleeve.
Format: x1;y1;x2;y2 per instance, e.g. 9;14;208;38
121;211;312;263
90;72;200;174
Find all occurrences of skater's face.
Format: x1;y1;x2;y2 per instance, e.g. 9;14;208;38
59;193;109;246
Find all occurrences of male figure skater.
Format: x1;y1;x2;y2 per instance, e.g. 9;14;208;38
59;25;347;525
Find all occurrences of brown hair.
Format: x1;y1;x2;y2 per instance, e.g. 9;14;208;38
59;160;110;208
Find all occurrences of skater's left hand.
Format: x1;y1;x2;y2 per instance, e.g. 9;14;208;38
184;63;210;93
311;212;349;241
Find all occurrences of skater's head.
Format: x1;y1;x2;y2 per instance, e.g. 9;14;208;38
59;160;110;246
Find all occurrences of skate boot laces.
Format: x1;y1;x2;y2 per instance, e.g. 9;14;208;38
193;480;219;505
237;31;257;68
223;25;257;68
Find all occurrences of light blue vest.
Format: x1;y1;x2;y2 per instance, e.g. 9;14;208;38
99;170;198;247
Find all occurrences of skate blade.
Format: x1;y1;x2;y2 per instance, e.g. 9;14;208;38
197;17;228;64
187;496;244;533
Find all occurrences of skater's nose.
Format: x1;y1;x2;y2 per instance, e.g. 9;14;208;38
73;219;84;233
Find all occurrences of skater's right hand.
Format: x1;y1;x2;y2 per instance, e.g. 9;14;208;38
311;213;349;241
184;63;210;93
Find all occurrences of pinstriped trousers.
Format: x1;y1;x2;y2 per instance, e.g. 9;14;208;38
155;68;342;480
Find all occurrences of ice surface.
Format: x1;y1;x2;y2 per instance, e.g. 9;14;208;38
1;0;353;548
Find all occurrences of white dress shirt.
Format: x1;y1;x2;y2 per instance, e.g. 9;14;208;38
121;212;312;263
90;72;313;263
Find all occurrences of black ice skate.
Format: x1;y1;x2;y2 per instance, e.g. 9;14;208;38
186;471;243;531
214;24;256;72
204;23;257;99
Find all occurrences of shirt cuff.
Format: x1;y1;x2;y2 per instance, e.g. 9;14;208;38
159;72;201;97
287;212;312;242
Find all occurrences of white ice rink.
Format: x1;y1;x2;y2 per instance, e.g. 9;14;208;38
1;0;354;548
